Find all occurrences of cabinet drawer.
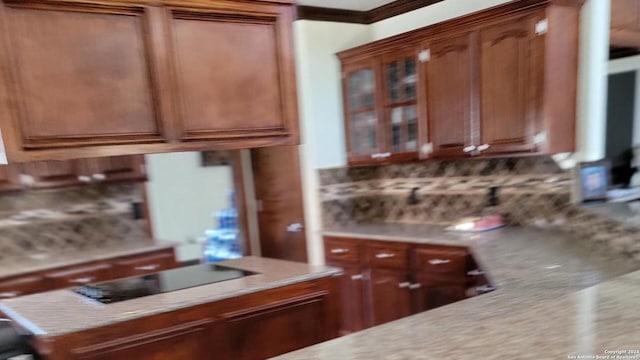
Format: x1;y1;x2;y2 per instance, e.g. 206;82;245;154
0;275;47;299
44;263;112;289
413;247;468;275
324;237;361;264
112;251;177;279
366;242;409;269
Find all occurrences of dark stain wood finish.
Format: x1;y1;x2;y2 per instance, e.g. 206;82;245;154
296;0;445;24
610;0;640;48
338;0;583;161
0;162;21;191
0;274;48;299
0;0;300;162
323;236;483;334
25;275;340;360
251;145;307;263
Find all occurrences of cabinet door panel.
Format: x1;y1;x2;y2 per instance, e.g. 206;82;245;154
368;268;411;326
0;164;20;192
413;272;467;313
426;33;475;157
1;2;163;148
168;5;295;140
329;263;366;334
480;19;537;153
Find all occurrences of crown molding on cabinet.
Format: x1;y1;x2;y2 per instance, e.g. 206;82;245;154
296;0;444;24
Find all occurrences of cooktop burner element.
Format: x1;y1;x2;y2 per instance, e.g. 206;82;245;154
73;263;255;304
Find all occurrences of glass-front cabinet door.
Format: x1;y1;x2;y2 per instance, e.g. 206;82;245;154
382;51;420;162
342;60;382;163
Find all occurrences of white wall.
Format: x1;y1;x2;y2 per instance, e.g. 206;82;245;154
145;152;233;261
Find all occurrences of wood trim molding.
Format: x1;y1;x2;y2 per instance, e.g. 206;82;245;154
296;0;444;24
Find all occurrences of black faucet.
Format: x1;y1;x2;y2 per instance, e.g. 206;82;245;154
407;187;420;205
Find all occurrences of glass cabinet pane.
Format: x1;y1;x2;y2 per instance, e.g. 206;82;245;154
348;69;375;111
385;57;417;103
388;61;400;102
388;105;418;152
351;112;378;156
404;59;417;100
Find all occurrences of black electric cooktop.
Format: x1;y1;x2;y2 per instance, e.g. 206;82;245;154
73;263;255;304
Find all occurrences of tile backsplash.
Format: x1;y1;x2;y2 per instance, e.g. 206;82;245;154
0;184;149;261
319;156;572;226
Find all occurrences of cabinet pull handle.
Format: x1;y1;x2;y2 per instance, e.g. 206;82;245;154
462;145;476;153
428;259;451;265
476;285;496;293
467;269;484;276
77;175;92;183
134;264;159;271
398;282;411;288
409;283;421;290
330;248;349;254
477;144;490;152
351;274;363;280
370;153;381;159
375;252;395;259
0;291;20;299
69;277;95;284
379;152;391;158
91;173;106;181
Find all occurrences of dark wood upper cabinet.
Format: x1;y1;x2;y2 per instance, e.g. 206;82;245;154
479;17;538;155
0;0;299;161
424;33;475;158
342;59;383;164
166;3;298;142
338;0;582;162
0;1;164;149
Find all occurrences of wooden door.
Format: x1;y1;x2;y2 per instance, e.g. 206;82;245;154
424;33;476;158
165;3;298;142
0;1;164;149
479;18;538;154
252;145;307;262
72;319;213;360
20;160;85;188
328;263;367;334
367;268;411;326
81;155;146;184
413;272;467;313
381;50;420;162
343;60;384;164
0;164;20;192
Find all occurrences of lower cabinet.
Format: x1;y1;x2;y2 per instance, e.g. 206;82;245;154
324;235;491;334
32;277;340;360
368;268;412;326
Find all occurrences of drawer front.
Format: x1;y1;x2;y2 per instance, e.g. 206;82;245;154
324;237;361;264
112;251;177;279
366;242;409;269
44;263;112;289
413;247;468;275
0;275;47;299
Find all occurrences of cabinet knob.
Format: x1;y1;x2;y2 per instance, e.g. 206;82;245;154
0;291;20;299
409;283;421;290
428;258;451;265
467;269;484;276
330;248;349;254
462;145;476;153
134;264;159;271
375;252;395;259
398;281;411;288
477;144;490;152
18;174;35;187
351;274;364;281
287;223;303;232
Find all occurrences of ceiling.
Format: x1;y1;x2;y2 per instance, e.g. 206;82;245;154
296;0;397;11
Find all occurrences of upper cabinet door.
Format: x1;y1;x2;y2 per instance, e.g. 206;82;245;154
0;1;164;149
479;18;538;154
381;51;419;162
425;33;475;158
342;60;383;164
165;3;298;142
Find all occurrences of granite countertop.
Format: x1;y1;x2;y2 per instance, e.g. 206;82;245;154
0;239;177;279
582;201;640;228
274;224;640;359
0;256;341;337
